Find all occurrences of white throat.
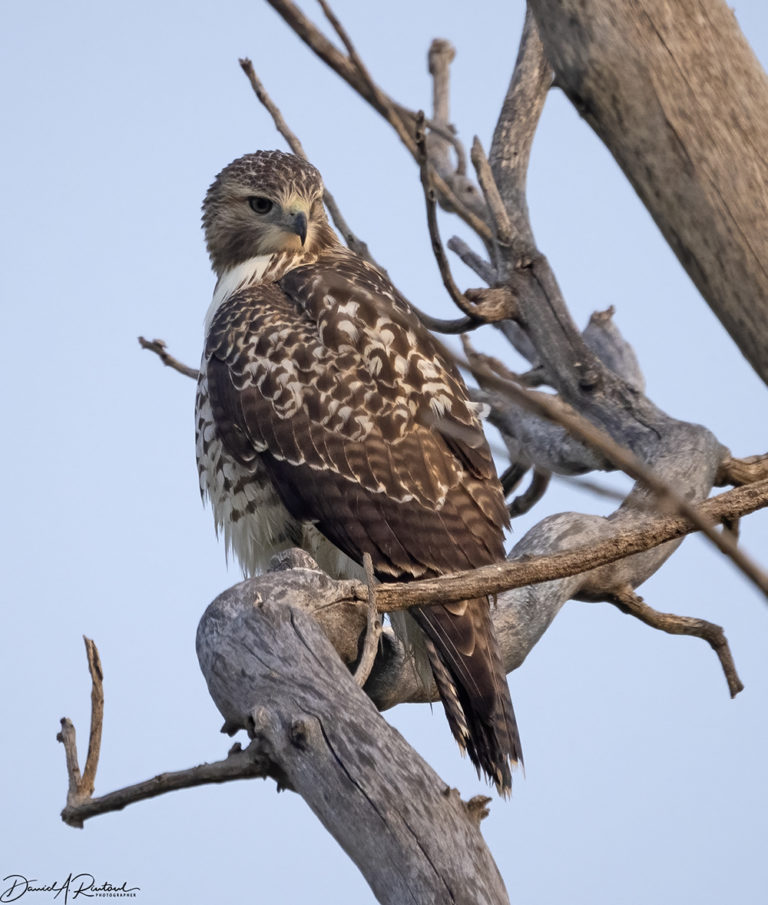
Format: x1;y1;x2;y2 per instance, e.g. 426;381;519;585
204;254;274;333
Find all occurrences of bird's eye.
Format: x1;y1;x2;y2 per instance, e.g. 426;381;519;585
248;196;273;214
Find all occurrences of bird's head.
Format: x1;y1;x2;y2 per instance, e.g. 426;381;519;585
202;150;336;275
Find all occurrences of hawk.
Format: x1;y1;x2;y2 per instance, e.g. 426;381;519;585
195;150;522;793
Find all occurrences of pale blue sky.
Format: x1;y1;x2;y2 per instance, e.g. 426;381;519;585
2;2;766;903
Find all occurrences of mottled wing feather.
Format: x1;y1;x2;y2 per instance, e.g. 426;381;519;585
205;252;508;531
203;246;520;790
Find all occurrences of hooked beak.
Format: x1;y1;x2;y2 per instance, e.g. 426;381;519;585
288;210;308;246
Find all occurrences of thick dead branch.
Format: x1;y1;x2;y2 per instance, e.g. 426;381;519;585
489;3;552;236
528;0;768;386
196;579;510;905
605;586;743;698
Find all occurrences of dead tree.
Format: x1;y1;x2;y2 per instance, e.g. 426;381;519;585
60;3;768;903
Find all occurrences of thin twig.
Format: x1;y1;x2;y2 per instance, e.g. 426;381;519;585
317;3;493;242
412;311;482;334
459;340;768;598
367;479;768;611
423;118;467;167
416;115;514;323
57;637;105;809
606;586;744;698
138;337;199;380
81;637;104;798
353;553;382;687
416;113;474;313
508;468;551;517
61;741;282;828
57;719;83;807
238;57;309;158
317;0;417;156
238;57;377;265
265;0;494;243
471;137;516;252
59;642;288;828
446;236;496;283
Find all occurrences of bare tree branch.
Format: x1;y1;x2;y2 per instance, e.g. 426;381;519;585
57;637;106;817
80;638;103;797
470;136;517;256
489;3;551;247
716;453;768;487
416;114;517;323
446;236;496;283
528;0;768;386
460;342;768;597
265;0;494;241
316;0;415;158
604;586;744;698
61;739;281;829
369;479;768;611
352;552;382;687
137;337;199;379
60;584;510;903
508;467;550;517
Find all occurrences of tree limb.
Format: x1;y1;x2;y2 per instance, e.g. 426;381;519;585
137;337;199;380
604;586;743;698
369;479;768;612
352;552;382;687
528;0;768;386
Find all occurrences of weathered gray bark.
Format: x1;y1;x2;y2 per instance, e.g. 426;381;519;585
528;0;768;386
196;561;510;905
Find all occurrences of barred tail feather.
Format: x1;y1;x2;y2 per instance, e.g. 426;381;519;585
412;598;522;796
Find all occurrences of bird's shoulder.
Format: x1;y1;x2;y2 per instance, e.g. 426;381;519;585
204;246;496;478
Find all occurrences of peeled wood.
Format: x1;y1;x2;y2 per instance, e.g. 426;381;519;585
528;0;768;385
